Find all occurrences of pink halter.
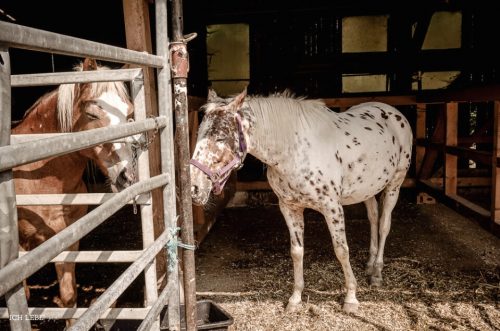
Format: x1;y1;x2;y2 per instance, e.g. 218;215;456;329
190;113;247;195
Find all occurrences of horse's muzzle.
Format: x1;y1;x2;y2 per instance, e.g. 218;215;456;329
112;168;135;192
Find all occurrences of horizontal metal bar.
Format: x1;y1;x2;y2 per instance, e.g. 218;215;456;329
16;193;151;206
0;117;167;171
69;229;172;331
11;68;143;87
0;174;169;297
18;250;143;263
0;307;150;320
138;277;174;331
0;21;163;67
11;134;129;144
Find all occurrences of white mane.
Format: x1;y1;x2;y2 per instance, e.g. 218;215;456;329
56;63;129;132
247;93;333;151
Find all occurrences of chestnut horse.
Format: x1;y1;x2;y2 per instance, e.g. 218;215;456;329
12;58;135;311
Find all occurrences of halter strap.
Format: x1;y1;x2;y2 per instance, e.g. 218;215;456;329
190;113;247;195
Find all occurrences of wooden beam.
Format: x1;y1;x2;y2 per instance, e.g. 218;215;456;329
323;95;416;108
236;178;416;191
418;85;500;104
445;102;458;195
419;179;490;218
492;101;500;225
444;146;493;167
419;104;445;179
415;103;426;175
123;0;167;288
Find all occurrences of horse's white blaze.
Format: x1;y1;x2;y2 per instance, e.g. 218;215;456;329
97;91;129;124
190;137;215;204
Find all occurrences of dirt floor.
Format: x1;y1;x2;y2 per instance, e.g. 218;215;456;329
1;190;499;330
195;191;500;331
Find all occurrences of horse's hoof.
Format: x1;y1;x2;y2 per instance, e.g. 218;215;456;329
285;302;302;313
342;302;359;314
370;275;383;287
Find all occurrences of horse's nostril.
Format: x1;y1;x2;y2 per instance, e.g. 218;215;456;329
191;185;199;196
119;168;134;184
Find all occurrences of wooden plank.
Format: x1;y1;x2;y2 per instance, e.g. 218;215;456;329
415;103;426;176
419;104;445;179
236;181;272;191
492;101;500;225
444;146;492;166
429;177;490;187
323;95;416;108
123;0;167;282
18;250;143;263
16;193;150;206
236;178;416;191
418;84;500;104
419;179;490;218
445;102;458;195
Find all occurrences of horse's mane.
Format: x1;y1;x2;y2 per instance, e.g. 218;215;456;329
13;62;129;132
246;91;333;151
57;63;129;132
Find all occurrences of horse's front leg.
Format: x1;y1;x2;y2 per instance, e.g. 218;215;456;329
55;242;78;327
324;204;359;313
279;201;305;313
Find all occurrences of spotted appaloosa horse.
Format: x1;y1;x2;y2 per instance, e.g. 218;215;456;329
190;89;413;313
12;58;135;312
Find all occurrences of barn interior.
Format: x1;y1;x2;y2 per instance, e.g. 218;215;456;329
1;0;500;330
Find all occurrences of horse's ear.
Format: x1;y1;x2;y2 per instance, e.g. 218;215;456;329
207;88;218;102
227;88;247;113
82;58;98;71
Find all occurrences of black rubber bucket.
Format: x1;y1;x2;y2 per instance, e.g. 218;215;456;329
160;299;234;331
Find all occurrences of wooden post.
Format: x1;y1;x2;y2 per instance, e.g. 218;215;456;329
122;0;168;282
415;103;427;175
419;104;445;179
445;102;458;196
491;101;500;225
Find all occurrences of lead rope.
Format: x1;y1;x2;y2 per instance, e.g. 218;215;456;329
166;223;196;272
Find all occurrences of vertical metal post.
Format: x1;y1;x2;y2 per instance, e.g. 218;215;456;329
155;1;181;330
132;75;160;331
0;48;31;331
170;0;198;330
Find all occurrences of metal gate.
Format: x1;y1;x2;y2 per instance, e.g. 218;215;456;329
0;1;187;330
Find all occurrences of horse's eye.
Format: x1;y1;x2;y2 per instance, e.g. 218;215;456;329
86;112;100;120
216;138;226;143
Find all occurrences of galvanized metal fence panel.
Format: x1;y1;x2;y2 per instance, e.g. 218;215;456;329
0;2;183;329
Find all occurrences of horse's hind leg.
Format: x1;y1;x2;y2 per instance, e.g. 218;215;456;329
371;170;405;287
279;201;305;313
363;196;378;276
324;204;359;313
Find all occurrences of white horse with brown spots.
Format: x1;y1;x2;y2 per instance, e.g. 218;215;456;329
190;89;412;313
